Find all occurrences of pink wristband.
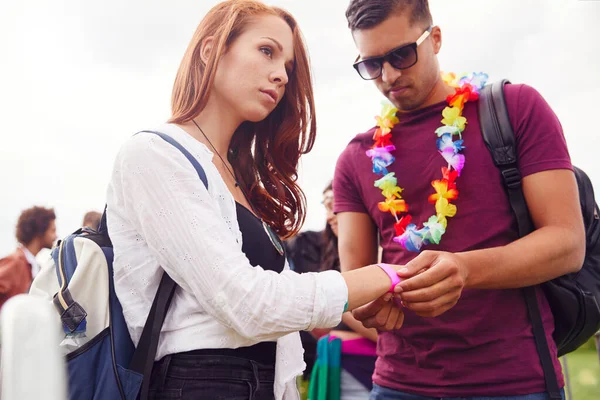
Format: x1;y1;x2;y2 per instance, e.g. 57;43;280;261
376;263;401;293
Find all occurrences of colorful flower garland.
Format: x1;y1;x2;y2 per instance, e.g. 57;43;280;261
366;72;488;252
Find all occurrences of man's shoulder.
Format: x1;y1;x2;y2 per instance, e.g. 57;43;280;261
338;126;377;163
0;248;28;267
501;82;544;106
348;127;377;149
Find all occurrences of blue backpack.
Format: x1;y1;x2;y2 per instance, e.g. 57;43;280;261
30;131;208;400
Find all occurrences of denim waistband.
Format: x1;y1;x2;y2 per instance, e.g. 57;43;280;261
152;351;276;386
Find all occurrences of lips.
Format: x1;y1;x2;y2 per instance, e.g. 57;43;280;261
260;89;278;104
389;86;409;96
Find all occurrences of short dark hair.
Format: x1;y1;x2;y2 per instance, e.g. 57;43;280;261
346;0;433;31
82;211;102;230
16;206;56;245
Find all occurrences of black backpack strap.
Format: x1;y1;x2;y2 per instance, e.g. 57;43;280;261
478;81;562;400
478;80;533;236
128;273;176;398
126;130;209;399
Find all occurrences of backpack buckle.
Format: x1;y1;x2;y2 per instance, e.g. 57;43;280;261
501;167;522;190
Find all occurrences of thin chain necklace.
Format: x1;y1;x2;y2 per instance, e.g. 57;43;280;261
191;119;284;256
192;119;239;188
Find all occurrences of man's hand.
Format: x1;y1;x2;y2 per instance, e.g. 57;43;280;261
395;250;468;317
352;293;404;331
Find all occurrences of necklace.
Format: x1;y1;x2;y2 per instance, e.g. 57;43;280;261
367;72;488;252
192;120;284;256
192;120;239;188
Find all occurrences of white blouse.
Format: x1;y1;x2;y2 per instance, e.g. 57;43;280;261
106;124;348;399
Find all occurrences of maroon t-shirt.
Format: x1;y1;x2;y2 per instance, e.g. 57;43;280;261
333;84;572;397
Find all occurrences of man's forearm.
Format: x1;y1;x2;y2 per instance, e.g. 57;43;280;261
460;225;585;290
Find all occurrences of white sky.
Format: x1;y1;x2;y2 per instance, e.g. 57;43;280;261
1;0;599;256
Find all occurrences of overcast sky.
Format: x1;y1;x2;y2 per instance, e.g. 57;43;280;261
1;0;599;256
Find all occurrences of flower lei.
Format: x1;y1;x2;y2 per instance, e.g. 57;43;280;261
366;72;488;252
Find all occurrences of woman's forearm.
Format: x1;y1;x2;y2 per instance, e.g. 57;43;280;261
342;264;392;310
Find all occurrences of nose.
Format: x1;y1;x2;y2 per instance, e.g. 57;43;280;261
270;63;289;86
381;61;401;85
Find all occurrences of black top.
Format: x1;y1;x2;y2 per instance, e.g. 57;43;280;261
237;203;285;273
190;202;285;366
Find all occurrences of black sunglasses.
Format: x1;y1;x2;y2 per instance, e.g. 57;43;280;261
353;26;433;80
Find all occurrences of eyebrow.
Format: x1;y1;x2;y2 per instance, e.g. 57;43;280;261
262;36;282;51
361;40;412;61
262;36;295;71
355;27;432;62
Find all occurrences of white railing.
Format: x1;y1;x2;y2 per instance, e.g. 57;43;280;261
0;294;67;400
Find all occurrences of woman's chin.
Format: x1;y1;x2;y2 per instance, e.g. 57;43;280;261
244;106;273;123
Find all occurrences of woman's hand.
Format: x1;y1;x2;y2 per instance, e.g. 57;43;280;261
352;293;404;331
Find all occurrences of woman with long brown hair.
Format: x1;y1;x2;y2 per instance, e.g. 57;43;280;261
106;1;404;399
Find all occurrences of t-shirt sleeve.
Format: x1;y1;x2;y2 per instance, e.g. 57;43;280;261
333;141;369;214
506;83;573;178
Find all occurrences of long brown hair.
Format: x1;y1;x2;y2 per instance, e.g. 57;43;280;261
169;0;316;239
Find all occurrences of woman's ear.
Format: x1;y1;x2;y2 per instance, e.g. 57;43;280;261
200;36;215;64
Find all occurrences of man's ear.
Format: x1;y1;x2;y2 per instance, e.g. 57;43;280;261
200;36;215;63
431;26;442;55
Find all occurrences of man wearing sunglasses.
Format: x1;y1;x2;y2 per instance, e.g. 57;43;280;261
332;1;583;399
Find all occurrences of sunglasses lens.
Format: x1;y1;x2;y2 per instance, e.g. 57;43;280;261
389;45;417;70
356;59;382;80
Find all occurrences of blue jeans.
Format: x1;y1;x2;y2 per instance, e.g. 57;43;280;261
148;352;275;399
370;384;565;400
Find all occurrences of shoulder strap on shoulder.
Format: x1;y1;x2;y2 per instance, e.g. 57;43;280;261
97;130;209;235
138;130;209;189
478;80;534;237
477;81;562;400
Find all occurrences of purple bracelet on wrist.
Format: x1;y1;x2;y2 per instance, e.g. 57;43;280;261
376;263;402;293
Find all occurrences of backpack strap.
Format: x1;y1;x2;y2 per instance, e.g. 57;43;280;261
478;80;533;236
126;130;209;400
52;234;89;336
478;81;562;400
139;130;209;189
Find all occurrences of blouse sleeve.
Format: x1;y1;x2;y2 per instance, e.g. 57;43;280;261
109;134;348;341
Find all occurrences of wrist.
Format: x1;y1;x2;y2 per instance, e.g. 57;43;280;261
454;251;474;289
376;263;401;293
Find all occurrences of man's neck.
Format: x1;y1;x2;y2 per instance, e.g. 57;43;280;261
22;241;41;257
429;80;455;106
398;77;455;114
